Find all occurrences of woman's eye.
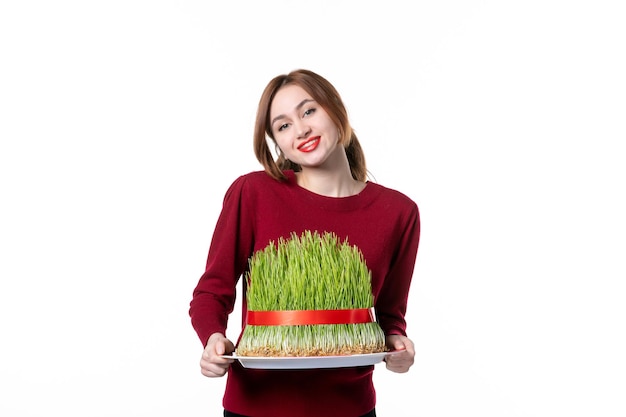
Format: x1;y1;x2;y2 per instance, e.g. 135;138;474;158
303;108;316;117
278;123;289;132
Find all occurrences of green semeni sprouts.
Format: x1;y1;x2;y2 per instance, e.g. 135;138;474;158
237;230;387;357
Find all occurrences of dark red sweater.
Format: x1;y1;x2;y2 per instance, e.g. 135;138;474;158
190;170;420;417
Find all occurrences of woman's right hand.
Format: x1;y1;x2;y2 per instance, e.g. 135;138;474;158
200;332;235;377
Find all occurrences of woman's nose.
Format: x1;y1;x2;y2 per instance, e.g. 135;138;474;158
294;120;311;138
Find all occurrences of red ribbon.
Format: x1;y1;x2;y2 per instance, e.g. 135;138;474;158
246;308;375;326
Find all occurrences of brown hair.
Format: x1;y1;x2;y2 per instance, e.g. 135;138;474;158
253;69;367;182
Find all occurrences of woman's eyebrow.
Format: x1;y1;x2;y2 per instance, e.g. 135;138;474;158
271;99;315;126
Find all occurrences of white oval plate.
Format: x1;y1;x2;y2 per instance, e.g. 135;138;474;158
223;350;403;370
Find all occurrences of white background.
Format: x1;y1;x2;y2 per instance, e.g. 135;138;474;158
1;1;625;416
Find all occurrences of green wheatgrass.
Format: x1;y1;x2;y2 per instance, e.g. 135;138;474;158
237;231;387;357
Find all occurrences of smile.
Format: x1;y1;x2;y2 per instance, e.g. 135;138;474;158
297;137;321;153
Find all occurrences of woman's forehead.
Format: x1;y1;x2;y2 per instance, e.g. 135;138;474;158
270;85;314;116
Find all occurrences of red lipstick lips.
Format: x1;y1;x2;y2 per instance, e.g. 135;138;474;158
297;136;320;152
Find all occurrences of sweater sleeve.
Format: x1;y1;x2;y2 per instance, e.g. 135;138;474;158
189;175;254;346
375;201;420;337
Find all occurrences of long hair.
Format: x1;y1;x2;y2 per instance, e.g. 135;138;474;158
253;69;367;182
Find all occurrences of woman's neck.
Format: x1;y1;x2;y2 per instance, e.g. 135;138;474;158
294;145;366;197
295;169;365;197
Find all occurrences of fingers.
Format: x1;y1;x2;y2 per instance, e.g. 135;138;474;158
385;348;414;373
200;351;234;377
200;333;235;378
385;335;415;374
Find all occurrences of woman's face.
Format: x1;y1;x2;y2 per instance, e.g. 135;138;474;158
269;84;341;170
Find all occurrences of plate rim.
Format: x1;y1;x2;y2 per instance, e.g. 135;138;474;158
220;349;404;369
226;349;401;361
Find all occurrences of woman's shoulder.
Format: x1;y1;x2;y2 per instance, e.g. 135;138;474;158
232;170;269;183
223;170;291;195
230;170;289;187
368;181;418;210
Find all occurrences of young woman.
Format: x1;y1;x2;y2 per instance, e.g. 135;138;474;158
189;69;420;417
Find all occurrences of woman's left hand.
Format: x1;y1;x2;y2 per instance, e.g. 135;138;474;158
384;334;415;373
